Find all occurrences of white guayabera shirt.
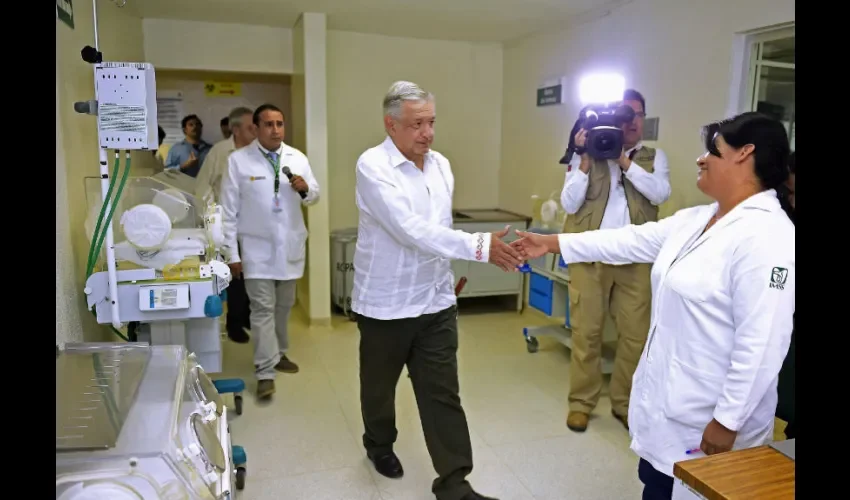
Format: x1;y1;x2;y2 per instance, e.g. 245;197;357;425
351;137;490;320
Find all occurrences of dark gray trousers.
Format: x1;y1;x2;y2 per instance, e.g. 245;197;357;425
358;305;473;500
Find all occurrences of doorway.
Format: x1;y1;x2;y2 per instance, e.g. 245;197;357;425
156;69;294;147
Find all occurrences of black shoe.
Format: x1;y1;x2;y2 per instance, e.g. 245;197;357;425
274;355;300;374
256;379;275;399
227;327;250;344
461;491;499;500
368;452;404;479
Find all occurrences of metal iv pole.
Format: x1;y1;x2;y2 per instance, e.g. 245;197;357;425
78;0;128;330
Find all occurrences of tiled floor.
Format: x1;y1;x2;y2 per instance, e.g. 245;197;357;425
214;302;779;499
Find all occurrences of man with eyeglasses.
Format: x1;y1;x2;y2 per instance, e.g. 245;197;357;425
559;88;671;433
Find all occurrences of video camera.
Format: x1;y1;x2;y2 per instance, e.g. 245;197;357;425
559;103;636;163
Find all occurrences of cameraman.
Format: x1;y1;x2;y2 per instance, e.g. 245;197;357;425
559;89;671;433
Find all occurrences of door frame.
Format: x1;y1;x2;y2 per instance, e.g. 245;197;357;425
725;23;795;118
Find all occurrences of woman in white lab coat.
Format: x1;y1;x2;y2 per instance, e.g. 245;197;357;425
513;112;795;500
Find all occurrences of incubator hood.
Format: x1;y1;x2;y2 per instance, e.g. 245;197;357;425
56;344;234;500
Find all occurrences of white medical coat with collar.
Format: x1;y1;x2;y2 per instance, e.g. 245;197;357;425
220;140;320;280
557;190;795;477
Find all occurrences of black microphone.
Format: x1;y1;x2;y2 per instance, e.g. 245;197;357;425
282;166;307;199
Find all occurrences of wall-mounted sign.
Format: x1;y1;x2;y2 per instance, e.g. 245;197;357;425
156;90;185;146
643;117;660;141
204;81;242;97
57;0;74;29
537;77;567;107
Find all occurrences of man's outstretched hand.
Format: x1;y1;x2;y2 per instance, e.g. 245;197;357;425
488;225;524;271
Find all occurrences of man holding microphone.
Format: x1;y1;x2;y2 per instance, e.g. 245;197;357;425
220;103;320;400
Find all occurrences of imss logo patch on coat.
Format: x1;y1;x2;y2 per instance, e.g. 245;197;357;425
770;267;788;290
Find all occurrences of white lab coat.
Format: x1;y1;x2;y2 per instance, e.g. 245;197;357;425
557;190;795;477
220;140;320;280
195;136;235;204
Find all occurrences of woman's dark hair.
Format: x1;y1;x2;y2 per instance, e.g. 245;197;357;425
702;112;792;218
782;151;795;224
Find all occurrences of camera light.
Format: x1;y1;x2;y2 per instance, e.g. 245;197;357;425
578;73;626;105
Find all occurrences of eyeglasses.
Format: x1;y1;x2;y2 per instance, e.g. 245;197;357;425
697;150;722;161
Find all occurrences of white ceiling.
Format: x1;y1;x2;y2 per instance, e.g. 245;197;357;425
133;0;629;43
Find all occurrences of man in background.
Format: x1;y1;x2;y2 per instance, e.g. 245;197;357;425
197;106;257;344
165;114;213;178
220;116;232;140
353;81;517;500
196;107;256;205
559;89;671;433
220;104;320;399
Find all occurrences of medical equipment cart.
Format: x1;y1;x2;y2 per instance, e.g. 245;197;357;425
519;234;618;373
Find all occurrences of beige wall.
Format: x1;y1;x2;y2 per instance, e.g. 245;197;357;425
326;30;503;231
56;33;83;347
291;18;310;316
57;1;157;343
292;14;332;324
142;18;294;74
155;70;293;145
499;0;795;219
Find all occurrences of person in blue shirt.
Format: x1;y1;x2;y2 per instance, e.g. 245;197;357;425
164;114;213;178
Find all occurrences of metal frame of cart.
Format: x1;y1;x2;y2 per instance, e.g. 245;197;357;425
521;258;618;374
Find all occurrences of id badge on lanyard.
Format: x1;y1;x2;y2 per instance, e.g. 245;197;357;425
262;148;284;213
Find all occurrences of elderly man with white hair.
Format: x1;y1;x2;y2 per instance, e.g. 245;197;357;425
196;106;257;345
351;81;516;500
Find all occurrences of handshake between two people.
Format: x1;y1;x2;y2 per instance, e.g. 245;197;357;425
487;227;559;271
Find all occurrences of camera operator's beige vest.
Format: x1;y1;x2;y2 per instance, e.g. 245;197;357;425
563;146;659;234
